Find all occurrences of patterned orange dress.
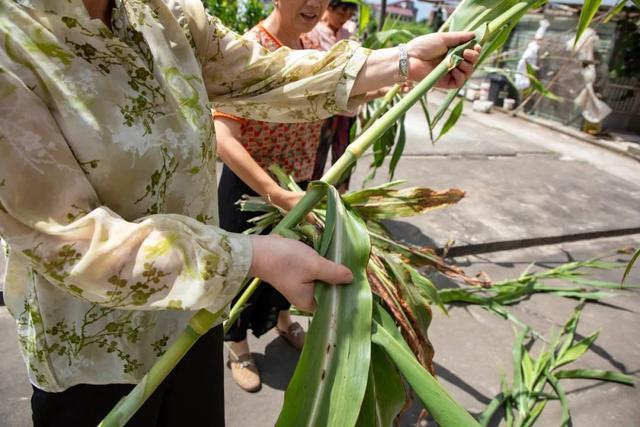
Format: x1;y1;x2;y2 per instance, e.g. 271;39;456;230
216;24;323;342
215;24;324;181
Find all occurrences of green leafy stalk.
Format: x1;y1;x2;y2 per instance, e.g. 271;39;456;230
428;0;538;132
554;368;635;386
436;260;627;322
356;345;407;426
574;0;603;47
98;309;223;427
101;6;541;424
482;303;634;426
435;97;464;141
362;84;402;133
277;184;372;426
372;303;481;426
622;248;639;285
603;0;628;23
224;277;261;333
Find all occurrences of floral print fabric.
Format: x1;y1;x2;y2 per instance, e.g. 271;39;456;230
215;24;325;181
0;0;369;391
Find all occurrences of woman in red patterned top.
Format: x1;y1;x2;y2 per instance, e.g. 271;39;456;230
214;0;330;393
214;0;481;394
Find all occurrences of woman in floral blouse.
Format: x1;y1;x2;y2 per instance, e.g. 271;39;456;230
0;0;479;424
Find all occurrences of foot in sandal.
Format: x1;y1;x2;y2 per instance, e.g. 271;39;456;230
227;341;261;393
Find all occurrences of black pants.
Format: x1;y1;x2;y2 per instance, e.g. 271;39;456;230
31;326;225;426
312;115;356;189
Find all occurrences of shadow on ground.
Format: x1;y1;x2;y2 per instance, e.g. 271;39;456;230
254;338;300;391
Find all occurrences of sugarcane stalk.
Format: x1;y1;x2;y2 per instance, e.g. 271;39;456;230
101;5;534;425
98;309;223;427
223;86;402;332
362;83;402;132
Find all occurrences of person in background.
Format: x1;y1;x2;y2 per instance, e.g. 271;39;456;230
214;0;330;394
216;0;412;393
310;0;360;191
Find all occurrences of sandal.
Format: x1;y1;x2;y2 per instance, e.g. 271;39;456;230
276;322;305;351
227;352;261;393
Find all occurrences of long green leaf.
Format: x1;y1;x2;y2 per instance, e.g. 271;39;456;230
555;330;600;367
345;186;464;220
545;371;571;427
357;345;407;427
574;0;603;48
622;248;640;285
371;303;480;426
478;376;508;427
521;350;535;389
448;0;523;32
554;301;586;364
406;264;447;313
512;326;530;416
418;95;435;143
435;98;464;142
554;368;635;386
388;113;406;179
564;276;636;289
277;184;372;427
503;377;514;427
521;399;547;427
603;0;628;23
532;287;614;300
525;62;561;101
428;0;538;135
430;89;460;129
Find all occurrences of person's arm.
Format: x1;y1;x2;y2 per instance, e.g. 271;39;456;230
193;11;479;123
214;115;303;212
0;62;348;315
351;32;481;95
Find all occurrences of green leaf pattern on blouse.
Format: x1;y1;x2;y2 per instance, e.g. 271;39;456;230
0;0;369;391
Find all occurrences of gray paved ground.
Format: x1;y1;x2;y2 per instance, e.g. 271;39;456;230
1;94;639;426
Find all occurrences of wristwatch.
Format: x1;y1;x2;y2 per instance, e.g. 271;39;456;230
398;43;409;82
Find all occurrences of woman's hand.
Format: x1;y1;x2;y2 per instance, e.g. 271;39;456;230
407;32;481;88
248;235;353;312
352;31;481;97
269;188;317;224
269;188;304;212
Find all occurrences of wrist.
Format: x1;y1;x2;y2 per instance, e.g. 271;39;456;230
248;235;270;278
262;184;284;204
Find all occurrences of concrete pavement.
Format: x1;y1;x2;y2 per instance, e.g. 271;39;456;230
1;96;639;426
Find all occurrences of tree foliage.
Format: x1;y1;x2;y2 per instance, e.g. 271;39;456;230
204;0;270;34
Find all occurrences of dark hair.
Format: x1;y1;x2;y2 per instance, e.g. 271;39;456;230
328;0;358;10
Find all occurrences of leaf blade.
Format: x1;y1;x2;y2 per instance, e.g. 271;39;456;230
574;0;603;48
554;369;635;386
371;303;481;427
277;185;372;427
